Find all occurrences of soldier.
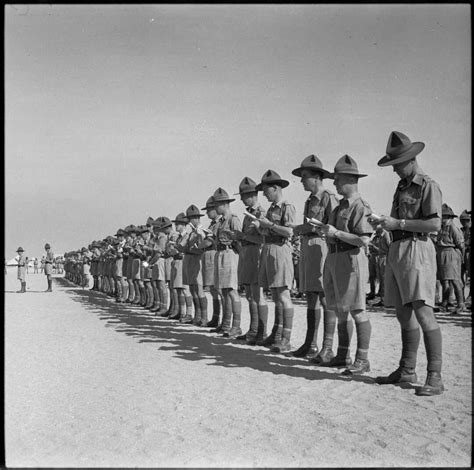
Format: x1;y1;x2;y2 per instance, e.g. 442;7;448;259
374;131;444;396
253;170;296;353
120;228;131;301
179;205;208;326
140;223;155;309
436;204;465;314
15;247;27;293
150;216;173;315
318;155;373;375
369;226;392;307
198;196;222;327
33;257;39;274
291;155;339;362
44;243;55;292
81;247;91;289
123;225;138;303
112;229;126;302
459;210;471;306
230;177;269;345
169;212;194;323
40;256;45;274
211;188;243;338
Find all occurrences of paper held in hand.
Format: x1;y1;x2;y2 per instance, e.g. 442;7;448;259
243;211;259;220
142;261;149;268
306;217;325;227
368;213;383;223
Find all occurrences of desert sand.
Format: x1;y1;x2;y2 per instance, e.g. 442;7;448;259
4;269;472;467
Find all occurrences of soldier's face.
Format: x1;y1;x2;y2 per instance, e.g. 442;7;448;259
262;185;277;202
393;159;414;179
215;202;226;215
461;219;471;228
241;192;257;207
300;169;321;192
207;208;218;220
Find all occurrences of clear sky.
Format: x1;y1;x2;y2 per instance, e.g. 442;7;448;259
5;4;471;259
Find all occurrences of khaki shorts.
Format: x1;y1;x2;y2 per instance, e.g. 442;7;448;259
259;243;294;289
183;254;203;286
165;257;172;282
323;247;368;312
299;236;327;292
238;244;261;285
171;258;184;288
131;259;141;280
151;258;166;281
201;250;216;287
385;238;436;308
214;248;239;290
114;259;123;278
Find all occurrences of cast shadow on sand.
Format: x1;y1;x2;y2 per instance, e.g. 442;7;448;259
56;278;377;385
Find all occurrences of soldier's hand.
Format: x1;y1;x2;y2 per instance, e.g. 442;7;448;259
378;216;399;231
320;224;337;236
257;216;273;229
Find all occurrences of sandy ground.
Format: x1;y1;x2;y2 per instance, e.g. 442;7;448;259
4;269;472;468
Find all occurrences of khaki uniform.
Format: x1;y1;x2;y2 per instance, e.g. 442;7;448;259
214;213;241;290
238;204;265;285
299;189;338;292
17;253;27;281
385;171;442;308
324;195;373;312
258;200;296;289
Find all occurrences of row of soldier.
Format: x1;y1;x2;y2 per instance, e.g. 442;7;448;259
62;130;464;397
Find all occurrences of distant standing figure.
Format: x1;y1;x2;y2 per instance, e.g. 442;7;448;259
44;243;54;292
16;247;27;293
25;257;30;274
40;256;45;273
33;258;39;273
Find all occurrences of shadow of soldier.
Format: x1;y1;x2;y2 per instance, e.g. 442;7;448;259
56;277;375;386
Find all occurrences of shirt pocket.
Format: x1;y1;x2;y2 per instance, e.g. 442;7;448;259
399;195;419;218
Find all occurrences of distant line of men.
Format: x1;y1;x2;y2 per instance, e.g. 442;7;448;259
60;130;471;397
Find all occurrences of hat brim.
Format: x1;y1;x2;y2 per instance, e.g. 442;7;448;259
233;190;258;196
328;172;367;179
291;167;332;178
377;142;425;167
255;179;290;191
201;205;216;211
213;198;236;204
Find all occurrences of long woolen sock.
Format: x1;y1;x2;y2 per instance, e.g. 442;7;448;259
400;327;420;370
424;328;442;373
231;297;242;329
355;319;371;361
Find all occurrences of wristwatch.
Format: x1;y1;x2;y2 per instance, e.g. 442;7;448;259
399;219;406;230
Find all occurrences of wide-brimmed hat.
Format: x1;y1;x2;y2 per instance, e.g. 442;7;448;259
137;225;149;233
378;131;425;167
44;243;51;249
291;155;332;178
255;169;290;191
146;217;154;227
442;203;457;218
172;212;188;225
115;228;125;237
460;210;471;220
16;246;24;252
331;154;367;178
185;204;204;218
212;187;236;204
201;196;216;211
153;216;172;230
81;247;87;252
234;177;258;195
127;225;138;234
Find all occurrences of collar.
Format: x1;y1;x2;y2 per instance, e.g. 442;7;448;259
399;170;426;189
271;199;286;208
340;193;360;206
308;188;325;201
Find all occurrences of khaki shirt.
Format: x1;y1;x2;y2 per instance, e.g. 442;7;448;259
390;171;442;221
437;223;464;250
260;200;296;241
328;194;373;236
304;189;339;223
216;213;242;247
242;203;265;244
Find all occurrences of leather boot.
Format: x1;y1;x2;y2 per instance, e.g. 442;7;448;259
415;372;444;396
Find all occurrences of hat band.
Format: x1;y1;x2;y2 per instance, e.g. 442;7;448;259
387;143;415;158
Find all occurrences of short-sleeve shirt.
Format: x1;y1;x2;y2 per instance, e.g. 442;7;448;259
390;171;442;221
242;204;265;244
216;213;242;247
328;194;373;236
261;200;296;237
304;189;339;224
46;251;55;263
461;226;471;251
371;230;392;256
437;223;464;250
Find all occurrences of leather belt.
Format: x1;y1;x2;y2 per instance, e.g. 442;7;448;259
204;246;216;252
301;233;322;239
392;230;428;242
329;241;358;254
216;244;232;251
241;240;260;247
264;235;287;245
